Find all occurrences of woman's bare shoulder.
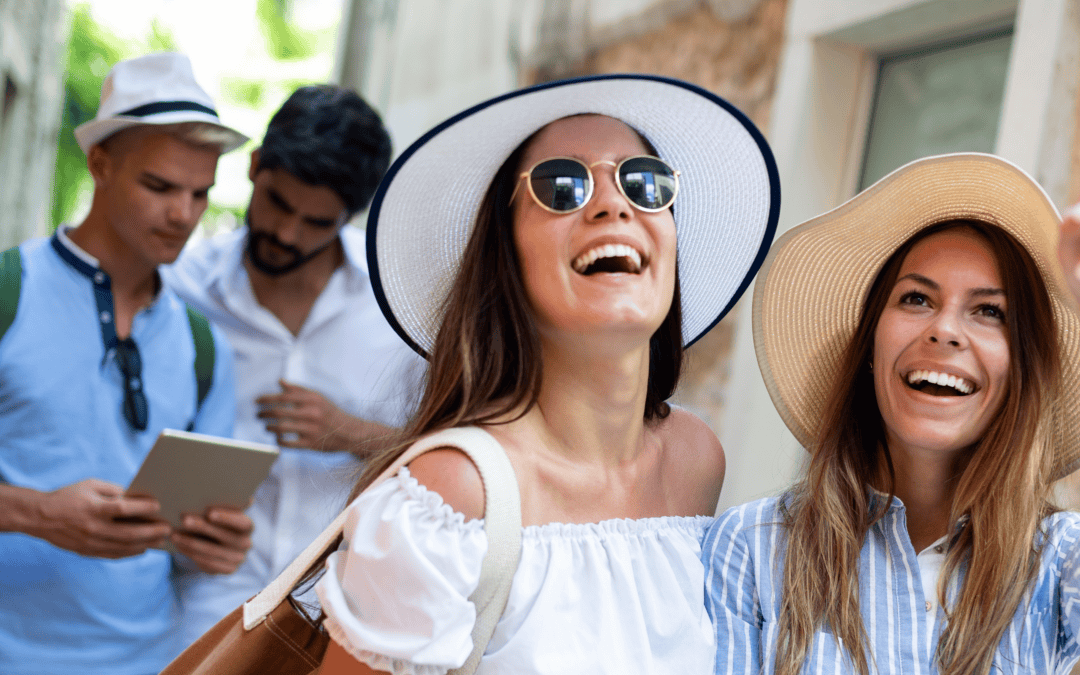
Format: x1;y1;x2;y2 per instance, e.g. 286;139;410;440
657;406;726;513
407;447;486;521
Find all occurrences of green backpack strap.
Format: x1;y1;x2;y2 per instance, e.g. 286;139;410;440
0;247;21;342
184;304;215;411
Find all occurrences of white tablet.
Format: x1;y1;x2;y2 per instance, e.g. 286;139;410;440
126;428;279;527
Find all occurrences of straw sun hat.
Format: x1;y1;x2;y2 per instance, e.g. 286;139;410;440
754;152;1080;479
367;74;780;357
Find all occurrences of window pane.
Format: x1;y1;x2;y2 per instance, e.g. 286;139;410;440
859;31;1013;190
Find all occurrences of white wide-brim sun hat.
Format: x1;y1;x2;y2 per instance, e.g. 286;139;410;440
367;74;781;357
74;52;248;154
754;152;1080;479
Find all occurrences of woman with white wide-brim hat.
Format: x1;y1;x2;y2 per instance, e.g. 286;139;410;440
311;74;779;674
703;152;1080;675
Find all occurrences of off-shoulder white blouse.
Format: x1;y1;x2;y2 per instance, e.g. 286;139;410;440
315;468;715;674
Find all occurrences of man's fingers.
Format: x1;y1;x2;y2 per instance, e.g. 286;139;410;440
254;393;291;406
265;419;321;437
171;524;249;575
180;514;252;549
84;478;126;497
103;494;162;520
258;406;321;424
171;535;246;574
278;379;313;393
95;518;172;545
204;508;254;534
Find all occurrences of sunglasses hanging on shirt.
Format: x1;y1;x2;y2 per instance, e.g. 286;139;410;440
115;337;148;431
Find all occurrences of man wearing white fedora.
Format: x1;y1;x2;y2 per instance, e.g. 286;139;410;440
0;53;254;674
162;85;424;646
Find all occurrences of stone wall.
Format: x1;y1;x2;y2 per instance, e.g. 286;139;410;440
529;0;788;433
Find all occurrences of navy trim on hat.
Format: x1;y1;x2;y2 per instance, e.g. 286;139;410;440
366;73;781;358
117;100;219;119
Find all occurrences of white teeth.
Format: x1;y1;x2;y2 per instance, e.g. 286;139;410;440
572;243;643;273
905;369;975;395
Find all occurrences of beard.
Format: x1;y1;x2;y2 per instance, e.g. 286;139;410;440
244;214;338;277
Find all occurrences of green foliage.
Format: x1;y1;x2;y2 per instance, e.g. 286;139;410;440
147;19;179;52
256;0;332;61
51;5;126;230
258;0;311;60
221;77;267;108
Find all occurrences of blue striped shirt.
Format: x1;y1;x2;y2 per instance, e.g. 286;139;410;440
702;495;1080;674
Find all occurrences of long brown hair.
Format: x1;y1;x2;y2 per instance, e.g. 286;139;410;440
775;221;1061;675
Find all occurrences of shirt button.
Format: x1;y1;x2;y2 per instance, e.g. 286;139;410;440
925;600;932;612
934;544;944;553
94;272;106;285
100;311;111;324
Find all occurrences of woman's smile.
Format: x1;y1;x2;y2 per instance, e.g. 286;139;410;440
873;227;1010;461
513;115;677;339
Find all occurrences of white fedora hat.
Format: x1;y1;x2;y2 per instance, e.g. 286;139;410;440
367;74;781;357
74;52;248;154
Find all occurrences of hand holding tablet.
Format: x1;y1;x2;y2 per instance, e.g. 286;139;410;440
125;429;278;571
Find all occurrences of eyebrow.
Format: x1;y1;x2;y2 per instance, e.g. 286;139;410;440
267;187;340;227
897;272;1005;298
141;171;214;192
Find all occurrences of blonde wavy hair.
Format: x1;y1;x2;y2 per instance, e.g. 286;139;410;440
775;221;1062;675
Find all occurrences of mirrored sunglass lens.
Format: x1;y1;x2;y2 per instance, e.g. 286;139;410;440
529;159;590;212
619;158;677;210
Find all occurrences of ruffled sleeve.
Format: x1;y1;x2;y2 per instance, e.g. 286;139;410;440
315;467;488;675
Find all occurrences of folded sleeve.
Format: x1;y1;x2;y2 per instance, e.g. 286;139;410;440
315;468;488;675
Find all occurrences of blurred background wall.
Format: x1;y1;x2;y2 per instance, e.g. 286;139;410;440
3;0;1079;509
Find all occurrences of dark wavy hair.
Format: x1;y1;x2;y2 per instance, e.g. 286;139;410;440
256;85;391;217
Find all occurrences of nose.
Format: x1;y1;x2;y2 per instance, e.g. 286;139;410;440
926;309;967;349
274;215;303;245
168;193;196;225
583;161;632;223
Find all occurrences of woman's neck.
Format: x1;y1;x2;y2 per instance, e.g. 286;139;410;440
879;439;970;552
526;335;653;466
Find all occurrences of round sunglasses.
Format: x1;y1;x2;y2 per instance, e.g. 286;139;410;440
509;155;680;214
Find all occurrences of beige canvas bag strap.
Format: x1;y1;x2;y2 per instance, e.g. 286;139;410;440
242;426;522;674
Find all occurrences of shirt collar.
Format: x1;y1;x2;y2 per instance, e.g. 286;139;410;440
867;485;970;551
53;225;164;305
53;226;106;282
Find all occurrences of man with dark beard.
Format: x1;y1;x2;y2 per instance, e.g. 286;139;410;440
162;85;424;646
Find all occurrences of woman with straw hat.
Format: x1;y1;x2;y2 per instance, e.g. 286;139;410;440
703;152;1080;674
309;74;779;674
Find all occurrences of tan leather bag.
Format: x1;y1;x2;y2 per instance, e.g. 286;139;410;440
161;427;522;675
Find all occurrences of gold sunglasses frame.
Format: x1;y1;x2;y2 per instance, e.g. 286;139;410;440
508;155;681;214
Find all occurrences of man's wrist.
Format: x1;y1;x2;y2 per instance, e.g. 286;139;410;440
0;484;46;535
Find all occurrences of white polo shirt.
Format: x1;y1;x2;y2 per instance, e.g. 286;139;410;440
162;225;425;644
